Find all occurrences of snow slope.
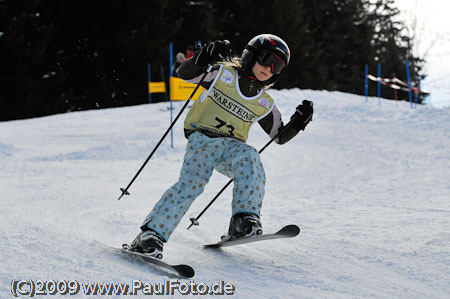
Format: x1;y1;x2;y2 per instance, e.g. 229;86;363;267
1;89;449;298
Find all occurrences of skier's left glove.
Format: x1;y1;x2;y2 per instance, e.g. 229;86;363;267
194;40;232;67
290;100;314;132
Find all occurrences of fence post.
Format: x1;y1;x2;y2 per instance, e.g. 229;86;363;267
393;73;398;108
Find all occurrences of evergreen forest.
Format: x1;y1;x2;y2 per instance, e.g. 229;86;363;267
0;0;425;121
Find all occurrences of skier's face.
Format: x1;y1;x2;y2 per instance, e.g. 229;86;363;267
252;62;274;82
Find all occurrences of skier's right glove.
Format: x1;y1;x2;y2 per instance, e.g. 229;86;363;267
194;40;232;67
290;100;314;132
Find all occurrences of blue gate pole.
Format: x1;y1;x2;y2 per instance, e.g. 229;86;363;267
169;43;174;148
377;64;381;105
365;64;368;102
147;63;152;104
405;57;413;109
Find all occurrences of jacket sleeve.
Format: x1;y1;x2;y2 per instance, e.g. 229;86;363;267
258;105;301;145
176;51;221;89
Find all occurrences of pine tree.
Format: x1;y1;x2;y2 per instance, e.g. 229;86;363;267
364;0;425;102
0;0;427;121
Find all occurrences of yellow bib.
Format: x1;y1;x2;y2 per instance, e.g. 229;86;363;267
184;65;274;141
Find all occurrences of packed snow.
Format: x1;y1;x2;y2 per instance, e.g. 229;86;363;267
1;89;449;298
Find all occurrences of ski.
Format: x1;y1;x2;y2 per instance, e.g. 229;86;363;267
106;244;195;278
204;224;300;248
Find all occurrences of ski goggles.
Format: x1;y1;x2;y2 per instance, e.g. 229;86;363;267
257;50;286;74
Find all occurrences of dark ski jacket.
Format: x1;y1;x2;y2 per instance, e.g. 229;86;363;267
177;55;300;145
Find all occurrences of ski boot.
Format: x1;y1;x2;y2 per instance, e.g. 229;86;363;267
126;229;164;259
222;213;263;242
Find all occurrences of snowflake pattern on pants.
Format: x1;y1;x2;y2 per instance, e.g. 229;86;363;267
141;131;266;241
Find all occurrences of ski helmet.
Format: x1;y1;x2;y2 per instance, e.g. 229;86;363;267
241;34;290;85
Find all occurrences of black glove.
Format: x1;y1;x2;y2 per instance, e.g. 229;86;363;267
194;40;232;66
290;100;314;131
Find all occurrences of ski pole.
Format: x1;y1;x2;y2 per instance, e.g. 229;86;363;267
118;65;213;200
187;117;300;229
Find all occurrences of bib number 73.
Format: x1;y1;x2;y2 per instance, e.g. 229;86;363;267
215;117;235;136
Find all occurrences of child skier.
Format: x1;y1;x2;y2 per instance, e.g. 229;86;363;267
129;34;314;257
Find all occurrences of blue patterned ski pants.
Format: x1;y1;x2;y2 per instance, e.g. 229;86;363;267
141;131;266;241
